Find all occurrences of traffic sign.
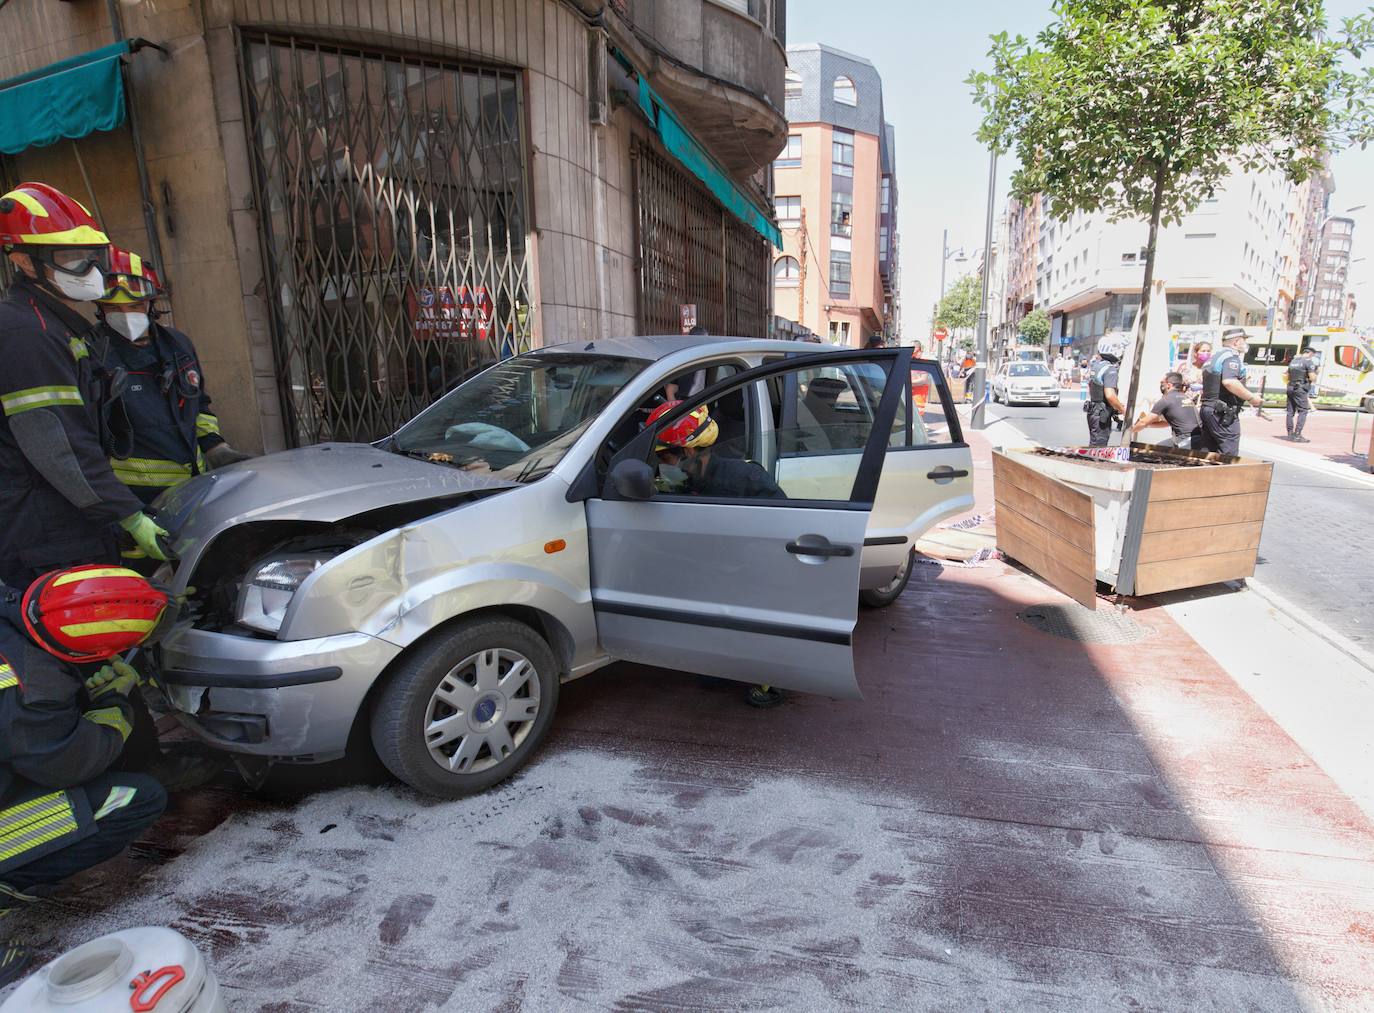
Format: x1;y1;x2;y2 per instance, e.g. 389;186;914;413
933;325;949;341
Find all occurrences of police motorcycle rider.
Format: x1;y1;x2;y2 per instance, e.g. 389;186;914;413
1199;327;1264;456
94;247;251;512
0;183;172;589
1085;334;1128;447
0;566;176;987
1284;345;1320;443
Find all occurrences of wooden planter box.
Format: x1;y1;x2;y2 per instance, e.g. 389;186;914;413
992;445;1274;608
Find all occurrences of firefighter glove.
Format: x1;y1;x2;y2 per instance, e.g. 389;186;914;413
85;659;141;699
205;443;253;468
119;511;172;561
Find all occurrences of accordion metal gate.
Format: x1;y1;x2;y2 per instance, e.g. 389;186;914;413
240;33;534;445
632;143;771;339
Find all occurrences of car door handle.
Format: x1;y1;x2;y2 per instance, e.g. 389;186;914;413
926;467;969;480
786;540;855;558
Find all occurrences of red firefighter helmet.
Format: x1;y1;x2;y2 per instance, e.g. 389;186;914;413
22;565;170;663
0;182;109;250
99;246;165;306
645;400;718;451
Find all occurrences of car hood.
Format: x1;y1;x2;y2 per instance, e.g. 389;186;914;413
155;443;518;581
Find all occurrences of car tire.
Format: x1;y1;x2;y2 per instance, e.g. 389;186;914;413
369;616;560;798
860;548;915;609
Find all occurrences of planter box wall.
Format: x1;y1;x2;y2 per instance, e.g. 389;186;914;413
992;446;1274;608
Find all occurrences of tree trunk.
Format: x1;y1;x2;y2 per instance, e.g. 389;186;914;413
1120;169;1167;445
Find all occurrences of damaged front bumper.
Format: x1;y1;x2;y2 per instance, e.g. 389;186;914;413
155;627;403;762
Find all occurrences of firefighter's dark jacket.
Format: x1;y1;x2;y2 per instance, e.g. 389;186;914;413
0;589;133;876
98;319;224;505
0;276;143;578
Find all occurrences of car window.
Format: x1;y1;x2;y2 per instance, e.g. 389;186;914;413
1009;364;1051;377
637;356;898;504
894;363;960;448
391;352;648;482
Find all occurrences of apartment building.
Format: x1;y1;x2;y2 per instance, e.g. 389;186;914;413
771;43;897;346
1308;216;1356;327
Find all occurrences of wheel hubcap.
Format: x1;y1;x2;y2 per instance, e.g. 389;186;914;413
423;648;541;775
877;553;912;595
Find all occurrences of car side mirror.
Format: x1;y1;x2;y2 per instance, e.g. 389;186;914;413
610;458;656;500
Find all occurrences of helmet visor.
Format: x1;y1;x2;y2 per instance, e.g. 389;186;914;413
41;245;112;278
102;272;160;303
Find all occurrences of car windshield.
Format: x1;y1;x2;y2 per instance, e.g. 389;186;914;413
390;352;648;482
1010;364;1051;377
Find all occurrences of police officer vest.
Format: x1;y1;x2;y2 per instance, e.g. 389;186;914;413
1088;360;1114;404
1202;347;1245;406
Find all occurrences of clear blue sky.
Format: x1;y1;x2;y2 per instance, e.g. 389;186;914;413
786;0;1374;334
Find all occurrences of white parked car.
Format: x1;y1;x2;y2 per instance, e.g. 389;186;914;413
151;337;974;796
991;362;1061;407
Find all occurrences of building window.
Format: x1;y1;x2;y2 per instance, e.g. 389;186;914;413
830;250;851;296
784;68;802;99
880;226;889;256
775;134;802;169
1121;252;1137;264
775;195;801;227
828;320;851;345
774;255;800;286
833;75;857;106
1185;233;1217;240
880;178;891;214
832;129;854;178
831;191;852;236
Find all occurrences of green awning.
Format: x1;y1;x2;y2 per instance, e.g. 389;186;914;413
637;77;783;249
0;41;132;156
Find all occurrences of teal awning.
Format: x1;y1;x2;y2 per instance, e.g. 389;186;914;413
0;41;132;156
637;77;783;248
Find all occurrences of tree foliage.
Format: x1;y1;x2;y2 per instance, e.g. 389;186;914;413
969;0;1374;225
936;273;982;332
1019;308;1051;345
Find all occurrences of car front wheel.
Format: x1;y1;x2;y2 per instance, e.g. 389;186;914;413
370;616;560;798
860;548;915;609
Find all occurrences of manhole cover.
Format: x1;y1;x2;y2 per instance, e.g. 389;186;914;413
1017;603;1155;645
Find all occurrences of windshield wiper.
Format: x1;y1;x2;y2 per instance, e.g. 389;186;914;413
391;447;465;468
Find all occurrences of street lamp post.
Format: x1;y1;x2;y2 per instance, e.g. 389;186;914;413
971;148;999;431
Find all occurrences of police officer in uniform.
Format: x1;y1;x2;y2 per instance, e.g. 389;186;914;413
1199;328;1264;456
0;566;172;986
1285;346;1320;443
0;184;172;589
94;247;251;507
1085;335;1128;447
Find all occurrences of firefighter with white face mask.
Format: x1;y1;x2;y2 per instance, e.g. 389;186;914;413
0;184;170;588
95;247;251;513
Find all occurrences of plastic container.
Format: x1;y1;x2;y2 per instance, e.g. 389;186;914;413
1;926;225;1012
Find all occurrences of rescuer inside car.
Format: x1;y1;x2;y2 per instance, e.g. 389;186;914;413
0;566;177;987
647;400;786;500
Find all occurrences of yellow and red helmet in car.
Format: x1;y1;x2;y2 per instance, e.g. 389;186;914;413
645;400;718;451
98;246;165;306
22;565;169;663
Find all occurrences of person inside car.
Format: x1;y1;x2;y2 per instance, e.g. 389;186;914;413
646;401;785;500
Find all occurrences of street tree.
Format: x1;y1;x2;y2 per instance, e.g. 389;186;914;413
1019;308;1050;346
936;273;982;332
969;0;1374;428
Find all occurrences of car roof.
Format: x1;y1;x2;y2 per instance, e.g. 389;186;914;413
530;334;808;361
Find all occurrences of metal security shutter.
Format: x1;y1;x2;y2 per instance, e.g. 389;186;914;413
632;142;770;338
240;34;534;445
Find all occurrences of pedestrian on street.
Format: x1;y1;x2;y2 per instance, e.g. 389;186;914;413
94;247;251;510
1199;328;1263;457
1085;335;1127;447
864;334;885;350
1178;340;1212;407
0;183;171;590
1284;346;1320;443
0;566;175;987
1130;372;1202;450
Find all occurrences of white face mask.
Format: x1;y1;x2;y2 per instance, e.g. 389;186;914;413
48;263;107;302
106;310;151;342
658;464;688;488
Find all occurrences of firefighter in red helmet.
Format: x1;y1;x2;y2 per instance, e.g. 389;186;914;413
0;565;175;986
0;183;173;589
95;247;251;512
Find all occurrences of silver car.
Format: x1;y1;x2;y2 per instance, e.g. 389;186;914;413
991;361;1061;406
151;337;973;797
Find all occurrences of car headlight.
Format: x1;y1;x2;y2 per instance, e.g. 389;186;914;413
235;552;335;634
